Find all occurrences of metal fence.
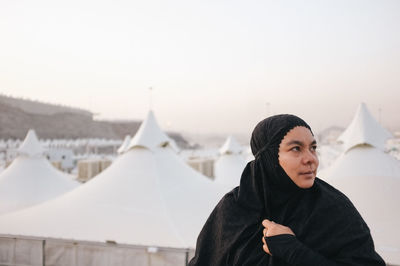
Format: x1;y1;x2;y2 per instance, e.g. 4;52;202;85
0;235;194;266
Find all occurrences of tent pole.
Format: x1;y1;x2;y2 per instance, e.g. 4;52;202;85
42;239;46;266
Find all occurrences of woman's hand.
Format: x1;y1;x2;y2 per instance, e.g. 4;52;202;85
261;219;295;255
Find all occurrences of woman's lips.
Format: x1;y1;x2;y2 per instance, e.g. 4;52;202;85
299;171;315;177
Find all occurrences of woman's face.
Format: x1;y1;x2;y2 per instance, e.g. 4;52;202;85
278;126;319;189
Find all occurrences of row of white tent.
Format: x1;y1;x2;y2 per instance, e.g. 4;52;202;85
0;138;122;149
0;103;399;264
0;111;228;249
0;118;247;217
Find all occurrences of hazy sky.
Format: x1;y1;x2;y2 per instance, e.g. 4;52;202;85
1;0;399;138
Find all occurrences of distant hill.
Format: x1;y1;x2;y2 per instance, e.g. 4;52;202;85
0;95;189;148
0;94;92;117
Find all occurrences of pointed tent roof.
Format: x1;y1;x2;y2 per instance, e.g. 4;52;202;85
319;103;399;264
127;111;176;151
219;135;243;155
338;103;392;152
117;135;131;154
18;129;44;157
215;136;247;189
0;130;79;215
0;111;225;249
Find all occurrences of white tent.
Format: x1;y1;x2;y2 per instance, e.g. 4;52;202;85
321;103;400;265
117;135;131;154
0;112;225;249
337;102;392;152
127;112;180;153
214;136;247;189
219;135;243;155
0;130;79;215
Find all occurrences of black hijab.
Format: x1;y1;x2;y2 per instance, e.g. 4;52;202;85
189;114;385;266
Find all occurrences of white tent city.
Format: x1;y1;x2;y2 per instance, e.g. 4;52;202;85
0;104;399;265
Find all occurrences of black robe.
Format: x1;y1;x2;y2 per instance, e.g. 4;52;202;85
189;115;385;266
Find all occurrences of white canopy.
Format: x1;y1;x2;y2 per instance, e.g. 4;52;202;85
18;129;44;157
127;111;175;151
338;103;392;152
219;135;243;155
0;112;225;249
117;135;131;154
214;136;247;189
0;130;79;215
322;103;400;265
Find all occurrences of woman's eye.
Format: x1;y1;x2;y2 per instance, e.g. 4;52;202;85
311;146;317;151
291;146;300;151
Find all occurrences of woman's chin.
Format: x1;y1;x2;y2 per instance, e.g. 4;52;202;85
296;177;315;189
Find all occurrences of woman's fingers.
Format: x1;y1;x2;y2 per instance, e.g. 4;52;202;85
263;242;271;255
262;219;273;228
262;219;295;237
262;220;295;255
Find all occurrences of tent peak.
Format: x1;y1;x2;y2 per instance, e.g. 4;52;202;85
338;103;392;152
219;135;242;155
18;129;44;157
117;135;131;154
127;111;177;152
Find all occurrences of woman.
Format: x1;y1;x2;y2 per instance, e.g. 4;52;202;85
189;114;385;266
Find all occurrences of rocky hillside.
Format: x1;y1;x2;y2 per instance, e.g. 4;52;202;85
0;96;189;148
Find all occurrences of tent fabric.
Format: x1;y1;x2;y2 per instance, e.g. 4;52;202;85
214;136;247;189
322;146;400;265
127;111;176;151
117;135;131;154
322;103;400;265
18;129;44;157
214;154;247;189
0;130;79;215
0;112;225;249
0;148;186;248
338;103;392;152
219;136;242;155
0;157;79;215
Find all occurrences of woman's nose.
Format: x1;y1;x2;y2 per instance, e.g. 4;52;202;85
302;150;317;164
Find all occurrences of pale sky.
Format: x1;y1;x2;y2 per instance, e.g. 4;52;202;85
1;0;399;138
